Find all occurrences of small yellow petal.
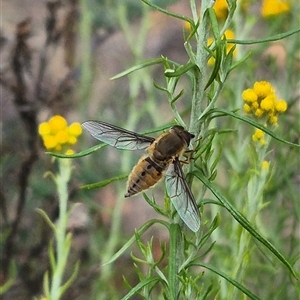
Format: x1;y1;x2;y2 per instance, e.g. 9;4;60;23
68;136;77;145
261;0;290;17
43;136;58;150
54;144;62;152
252;101;259;110
252;134;258;142
261;160;270;171
254;129;265;139
254;108;264;118
243;103;252;113
183;21;192;31
69;122;82;137
268;114;278;125
259;138;267;146
275;100;287;112
49;115;68;134
65;149;75;155
224;30;236;56
214;0;228;20
38;122;51;136
253;81;273;98
242;89;258;103
260;95;275;111
56;130;69;144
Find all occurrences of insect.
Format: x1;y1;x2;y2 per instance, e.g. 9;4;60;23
82;120;200;232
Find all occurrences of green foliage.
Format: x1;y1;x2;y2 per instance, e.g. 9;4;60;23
74;0;299;299
2;0;299;299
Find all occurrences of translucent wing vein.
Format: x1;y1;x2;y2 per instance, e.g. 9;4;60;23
165;160;200;232
82;120;155;150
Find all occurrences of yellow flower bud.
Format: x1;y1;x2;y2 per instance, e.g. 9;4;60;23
261;160;270;171
268;114;278;125
43;135;58;149
69;122;82;137
260;95;275;111
275;100;287;112
259;138;267;146
213;0;228;20
243;103;252;113
68;136;77;145
254;129;264;140
253;81;273;98
255;108;264;118
65;149;75;155
261;0;290;18
242;89;258;103
56;130;69;144
49;115;67;134
38;122;51;136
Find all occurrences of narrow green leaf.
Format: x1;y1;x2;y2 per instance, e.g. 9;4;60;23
103;219;169;265
43;271;50;298
170;89;184;104
206;108;300;148
205;8;222;89
111;57;163;80
46;143;107;158
185;19;199;46
155;266;168;284
205;43;222;89
80;174;128;190
199;282;214;300
228;27;300;45
229;50;252;72
220;44;235;81
0;261;17;295
142;193;168;217
36;208;56;232
193;171;297;278
120;276;161;300
190;262;261;300
48;241;56;272
164;62;196;78
208;8;220;42
141;0;194;26
140;123;174;135
59;261;80;296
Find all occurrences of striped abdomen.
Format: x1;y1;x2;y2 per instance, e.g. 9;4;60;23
125;156;170;197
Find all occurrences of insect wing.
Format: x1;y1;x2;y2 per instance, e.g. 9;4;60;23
165;160;200;232
82;120;155;150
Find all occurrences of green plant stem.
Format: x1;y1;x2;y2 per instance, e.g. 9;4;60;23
168;223;181;299
50;159;72;300
190;0;212;135
166;1;213;298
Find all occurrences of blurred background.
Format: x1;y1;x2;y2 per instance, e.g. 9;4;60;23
1;0;299;299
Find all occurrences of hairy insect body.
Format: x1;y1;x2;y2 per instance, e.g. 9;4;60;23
82;120;200;232
125;156;165;197
125;127;191;197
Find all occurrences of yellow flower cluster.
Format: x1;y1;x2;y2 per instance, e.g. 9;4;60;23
261;0;290;17
252;129;266;146
242;81;287;125
38;115;82;154
261;160;270;171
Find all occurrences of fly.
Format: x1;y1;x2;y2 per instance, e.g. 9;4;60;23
82;120;200;232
